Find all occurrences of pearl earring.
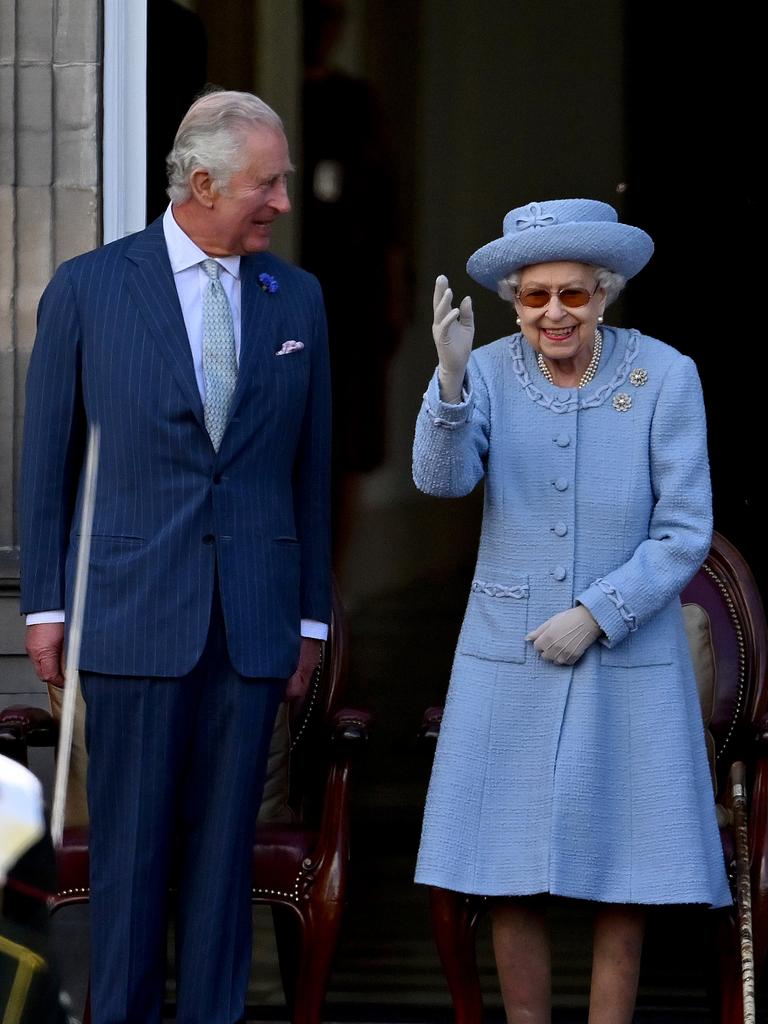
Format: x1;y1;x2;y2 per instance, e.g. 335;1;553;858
597;315;604;325
515;317;521;326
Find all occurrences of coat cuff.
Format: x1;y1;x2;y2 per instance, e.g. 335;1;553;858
423;369;473;428
577;579;637;648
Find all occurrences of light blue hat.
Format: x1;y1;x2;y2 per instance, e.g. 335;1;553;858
466;198;654;291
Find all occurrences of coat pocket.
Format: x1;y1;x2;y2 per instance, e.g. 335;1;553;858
457;575;530;664
86;534;145;561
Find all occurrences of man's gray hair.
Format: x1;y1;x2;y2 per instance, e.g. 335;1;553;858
166;90;285;204
498;266;626;306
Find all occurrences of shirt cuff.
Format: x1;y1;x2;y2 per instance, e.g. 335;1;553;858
26;612;329;642
301;619;328;641
26;610;66;625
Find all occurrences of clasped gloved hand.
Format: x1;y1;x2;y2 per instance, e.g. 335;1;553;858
526;605;602;665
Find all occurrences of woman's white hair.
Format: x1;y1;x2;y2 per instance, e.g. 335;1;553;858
166;90;286;204
498;266;626;307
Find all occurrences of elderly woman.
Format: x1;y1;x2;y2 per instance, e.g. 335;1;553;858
413;199;731;1023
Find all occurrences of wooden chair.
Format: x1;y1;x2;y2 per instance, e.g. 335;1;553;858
0;582;370;1024
419;531;768;1023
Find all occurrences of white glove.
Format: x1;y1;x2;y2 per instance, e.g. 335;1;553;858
432;274;474;403
526;606;602;666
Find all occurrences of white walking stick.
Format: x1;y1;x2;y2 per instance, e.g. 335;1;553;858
50;426;99;848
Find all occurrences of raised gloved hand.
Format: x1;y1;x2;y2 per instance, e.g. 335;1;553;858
432;274;474;403
526;605;602;665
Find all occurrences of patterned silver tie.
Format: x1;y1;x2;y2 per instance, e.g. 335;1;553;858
201;258;238;452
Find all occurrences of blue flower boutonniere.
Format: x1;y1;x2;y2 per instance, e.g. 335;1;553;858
258;272;279;295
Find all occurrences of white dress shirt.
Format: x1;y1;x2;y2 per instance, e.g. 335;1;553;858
28;206;327;643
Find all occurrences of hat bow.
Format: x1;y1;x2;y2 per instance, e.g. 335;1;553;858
514;202;557;232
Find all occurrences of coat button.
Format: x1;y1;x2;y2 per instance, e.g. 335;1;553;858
202;534;215;545
552;566;567;581
552;522;568;537
554;433;571;447
553;477;569;491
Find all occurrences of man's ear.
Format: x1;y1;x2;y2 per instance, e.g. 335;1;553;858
189;168;216;209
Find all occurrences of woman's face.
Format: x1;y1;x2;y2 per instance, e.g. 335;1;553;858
514;261;606;364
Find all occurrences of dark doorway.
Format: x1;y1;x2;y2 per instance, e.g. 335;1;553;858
624;0;763;593
140;4;759;1018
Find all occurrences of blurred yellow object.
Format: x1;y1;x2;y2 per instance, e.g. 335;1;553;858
0;932;45;1024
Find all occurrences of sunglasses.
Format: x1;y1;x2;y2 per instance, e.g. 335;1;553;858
517;284;599;309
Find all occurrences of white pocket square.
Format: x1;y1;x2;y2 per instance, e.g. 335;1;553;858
275;340;304;356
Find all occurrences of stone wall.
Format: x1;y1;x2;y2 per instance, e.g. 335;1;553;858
0;0;101;703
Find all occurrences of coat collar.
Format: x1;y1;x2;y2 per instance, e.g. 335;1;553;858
509;327;640;414
124;217;205;428
231;252;278;416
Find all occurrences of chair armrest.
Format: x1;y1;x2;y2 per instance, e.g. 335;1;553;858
745;747;768;981
297;708;372;897
419;706;444;743
330;708;372;746
0;705;56;767
754;712;768;752
0;705;57;746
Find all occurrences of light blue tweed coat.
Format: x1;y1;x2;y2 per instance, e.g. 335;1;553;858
414;326;731;906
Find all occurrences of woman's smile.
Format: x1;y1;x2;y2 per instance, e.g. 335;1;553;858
541;326;577;342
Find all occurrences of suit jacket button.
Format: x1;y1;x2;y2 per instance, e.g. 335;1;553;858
553;477;569;492
552;566;567;581
554;433;571;447
552;522;568;537
202;534;215;545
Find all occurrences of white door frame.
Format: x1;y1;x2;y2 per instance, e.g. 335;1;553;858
102;0;147;242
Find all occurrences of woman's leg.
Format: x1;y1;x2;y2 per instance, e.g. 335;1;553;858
492;897;551;1024
588;904;645;1024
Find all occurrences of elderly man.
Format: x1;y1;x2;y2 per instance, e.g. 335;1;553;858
20;91;331;1024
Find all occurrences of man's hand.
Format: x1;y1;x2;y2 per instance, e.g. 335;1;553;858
432;274;474;403
25;622;66;687
285;637;322;706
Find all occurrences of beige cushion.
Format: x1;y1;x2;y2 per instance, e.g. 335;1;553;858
256;701;292;823
47;682;89;829
683;602;717;792
49;683;292;828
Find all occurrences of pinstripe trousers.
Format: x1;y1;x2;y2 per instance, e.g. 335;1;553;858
80;586;284;1024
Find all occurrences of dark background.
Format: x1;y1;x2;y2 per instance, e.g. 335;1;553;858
623;0;762;592
143;2;761;1016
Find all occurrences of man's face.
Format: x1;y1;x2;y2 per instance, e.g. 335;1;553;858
209;127;292;255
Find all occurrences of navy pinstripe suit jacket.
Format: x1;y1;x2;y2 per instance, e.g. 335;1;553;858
20;216;332;679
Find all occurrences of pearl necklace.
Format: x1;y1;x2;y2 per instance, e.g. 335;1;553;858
537;329;602;389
